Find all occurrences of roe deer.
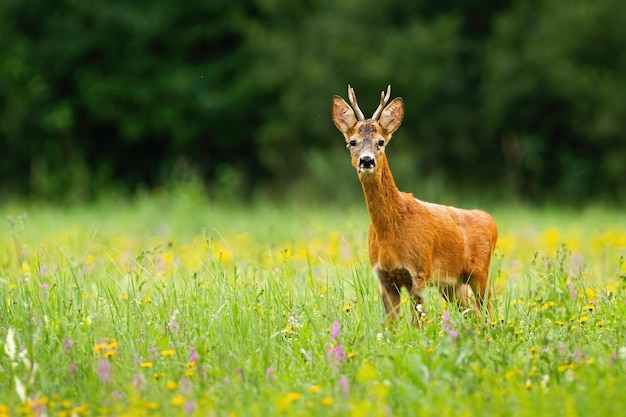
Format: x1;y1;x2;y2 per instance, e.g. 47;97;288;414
332;85;498;322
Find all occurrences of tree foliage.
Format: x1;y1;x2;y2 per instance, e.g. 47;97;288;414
0;0;623;202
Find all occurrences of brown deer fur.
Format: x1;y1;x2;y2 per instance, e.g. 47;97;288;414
332;85;498;321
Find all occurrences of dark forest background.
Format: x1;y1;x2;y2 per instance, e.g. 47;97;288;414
1;0;624;204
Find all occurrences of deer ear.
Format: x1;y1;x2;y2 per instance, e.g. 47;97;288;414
379;97;404;134
332;96;357;134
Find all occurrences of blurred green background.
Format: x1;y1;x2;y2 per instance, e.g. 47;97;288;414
1;0;624;205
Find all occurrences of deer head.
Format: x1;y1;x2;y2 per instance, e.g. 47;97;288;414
332;85;404;175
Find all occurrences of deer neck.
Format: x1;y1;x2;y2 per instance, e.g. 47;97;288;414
359;155;403;236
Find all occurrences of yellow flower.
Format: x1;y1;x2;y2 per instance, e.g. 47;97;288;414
579;316;589;324
86;255;94;264
320;397;334;406
582;304;595;312
140;362;153;368
558;364;574;372
310;385;321;394
162;252;174;265
171;396;185;406
21;262;30;275
184;368;194;377
103;350;117;358
286;392;301;402
161;349;175;357
343;304;351;312
166;381;178;391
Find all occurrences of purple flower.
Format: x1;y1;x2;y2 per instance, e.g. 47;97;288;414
338;376;349;397
189;347;198;363
265;367;277;380
132;373;146;390
63;337;73;350
567;282;578;300
184;400;197;414
69;363;77;373
97;359;111;382
112;390;123;400
330;322;341;340
168;320;179;333
441;311;451;323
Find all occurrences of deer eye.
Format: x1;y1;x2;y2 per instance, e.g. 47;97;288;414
348;140;357;147
378;140;385;147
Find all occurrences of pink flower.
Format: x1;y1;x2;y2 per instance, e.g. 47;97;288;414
97;359;111;382
330;322;340;340
338;376;349;397
189;347;198;363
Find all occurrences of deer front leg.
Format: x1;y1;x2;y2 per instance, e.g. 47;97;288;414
376;269;402;320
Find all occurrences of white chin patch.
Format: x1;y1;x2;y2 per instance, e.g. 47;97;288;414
358;167;375;174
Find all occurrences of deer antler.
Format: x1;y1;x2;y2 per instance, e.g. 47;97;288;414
347;85;366;121
371;85;392;121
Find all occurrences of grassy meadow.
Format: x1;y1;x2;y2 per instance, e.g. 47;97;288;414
1;189;625;416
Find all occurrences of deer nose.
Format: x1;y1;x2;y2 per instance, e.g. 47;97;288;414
359;156;376;169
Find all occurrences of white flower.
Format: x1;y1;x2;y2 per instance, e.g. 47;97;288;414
4;328;16;361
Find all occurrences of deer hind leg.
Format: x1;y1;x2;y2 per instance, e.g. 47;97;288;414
408;271;428;326
439;283;474;309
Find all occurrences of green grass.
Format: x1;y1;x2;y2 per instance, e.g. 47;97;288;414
1;191;625;416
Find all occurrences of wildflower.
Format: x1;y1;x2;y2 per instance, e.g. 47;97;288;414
582;304;595;312
22;262;30;276
63;338;73;350
161;349;175;357
184;400;197;414
567;282;577;300
5;328;16;360
330;322;340;340
265;367;277;380
140;362;153;368
171;396;185;406
310;385;321;394
162;252;174;265
132;373;146;390
321;397;334;406
86;255;94;264
343;304;351;312
328;344;347;364
338;376;349;397
189;347;198;363
97;359;111;382
103;350;117;359
286;392;301;402
166;381;178;391
557;364;574;372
